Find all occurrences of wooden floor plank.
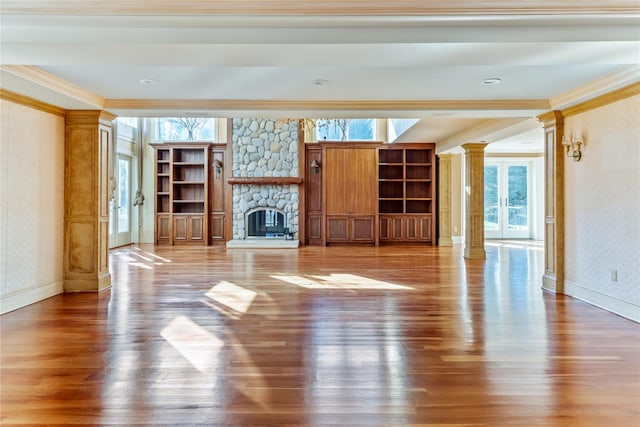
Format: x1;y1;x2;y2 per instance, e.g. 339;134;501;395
1;242;639;426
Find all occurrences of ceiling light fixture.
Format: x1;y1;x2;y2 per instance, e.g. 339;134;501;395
482;78;502;85
139;78;159;85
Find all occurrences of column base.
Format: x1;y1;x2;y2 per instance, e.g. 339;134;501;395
438;237;453;246
64;272;111;293
542;273;564;294
464;247;486;259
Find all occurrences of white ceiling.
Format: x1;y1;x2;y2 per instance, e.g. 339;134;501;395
1;3;639;152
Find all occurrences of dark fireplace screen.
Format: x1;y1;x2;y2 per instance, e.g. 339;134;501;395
247;209;286;237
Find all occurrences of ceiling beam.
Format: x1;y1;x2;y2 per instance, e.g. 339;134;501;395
2;1;639;16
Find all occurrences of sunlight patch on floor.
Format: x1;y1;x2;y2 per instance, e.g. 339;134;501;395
271;273;413;290
160;316;224;373
205;281;257;314
132;247;173;263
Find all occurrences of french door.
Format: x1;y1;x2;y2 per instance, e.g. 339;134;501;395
109;154;132;248
484;161;531;239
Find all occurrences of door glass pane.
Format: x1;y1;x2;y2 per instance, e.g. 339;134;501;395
484;165;499;231
507;165;528;230
118;158;130;233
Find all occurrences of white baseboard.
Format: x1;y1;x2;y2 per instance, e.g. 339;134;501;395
452;236;463;244
564;280;639;323
0;281;63;315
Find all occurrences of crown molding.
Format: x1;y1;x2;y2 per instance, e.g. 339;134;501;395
549;65;640;110
0;65;105;109
104;98;549;112
0;88;66;116
2;1;639;16
561;81;640;117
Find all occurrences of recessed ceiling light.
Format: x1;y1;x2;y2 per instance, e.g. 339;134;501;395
482;78;502;85
139;78;159;85
313;79;329;86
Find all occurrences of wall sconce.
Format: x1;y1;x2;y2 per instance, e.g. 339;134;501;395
310;159;321;174
562;135;584;162
213;159;223;176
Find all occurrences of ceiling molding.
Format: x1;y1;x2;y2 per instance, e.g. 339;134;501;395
561;81;640;117
2;1;639;16
549;65;640;110
104;99;550;112
0;88;66;116
0;65;105;109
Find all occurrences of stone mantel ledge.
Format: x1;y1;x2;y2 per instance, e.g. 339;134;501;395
227;177;303;185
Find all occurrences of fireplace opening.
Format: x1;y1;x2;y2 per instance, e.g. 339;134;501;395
246;208;287;238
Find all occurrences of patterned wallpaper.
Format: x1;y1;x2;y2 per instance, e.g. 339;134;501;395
564;94;640;309
0;100;65;308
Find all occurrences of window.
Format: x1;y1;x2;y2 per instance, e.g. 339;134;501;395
156;118;216;141
116;117;139;129
315;119;375;141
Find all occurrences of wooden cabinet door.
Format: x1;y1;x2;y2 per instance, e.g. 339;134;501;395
173;215;188;242
391;216;404;240
405;215;432;242
406;216;419;241
419;216;432;242
380;215;404;241
379;216;391;241
157;214;171;244
189;215;205;241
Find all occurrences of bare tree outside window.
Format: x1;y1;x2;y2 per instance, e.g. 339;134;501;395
157;118;216;141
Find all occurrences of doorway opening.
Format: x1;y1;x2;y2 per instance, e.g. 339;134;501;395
484;161;532;239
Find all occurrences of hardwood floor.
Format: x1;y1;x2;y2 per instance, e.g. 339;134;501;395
1;242;639;426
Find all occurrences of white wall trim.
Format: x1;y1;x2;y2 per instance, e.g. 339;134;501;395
452;236;464;244
0;281;63;315
564;280;640;323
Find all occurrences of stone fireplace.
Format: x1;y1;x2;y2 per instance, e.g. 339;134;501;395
226;118;300;248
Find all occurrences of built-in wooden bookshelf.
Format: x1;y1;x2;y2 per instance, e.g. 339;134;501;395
378;144;435;243
152;143;210;245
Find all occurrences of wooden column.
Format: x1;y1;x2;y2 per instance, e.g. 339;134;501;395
537;111;565;293
437;154;454;246
461;143;489;259
64;110;115;292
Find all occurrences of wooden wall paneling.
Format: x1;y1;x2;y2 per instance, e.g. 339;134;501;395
305;145;323;245
322;143;379;245
297;121;306;245
326;216;349;242
209;145;226;244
